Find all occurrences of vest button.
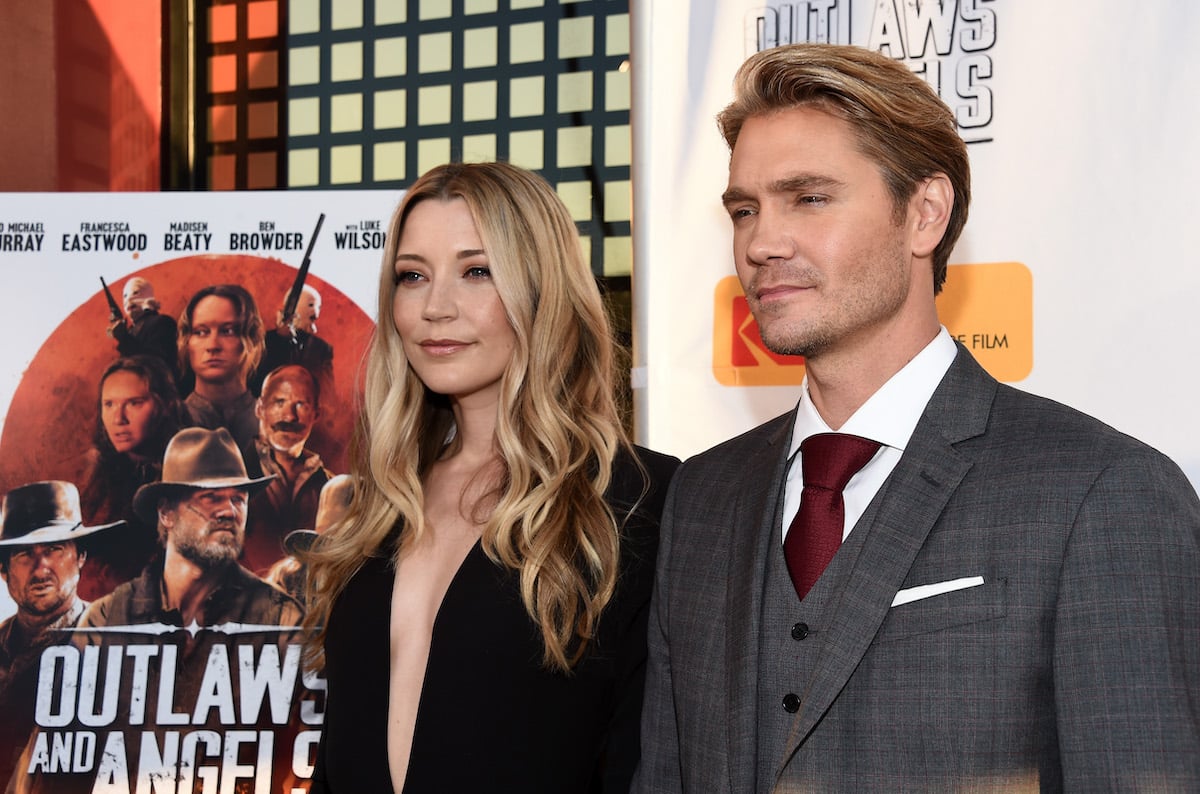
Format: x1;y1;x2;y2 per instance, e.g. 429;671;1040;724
791;622;809;640
782;693;800;713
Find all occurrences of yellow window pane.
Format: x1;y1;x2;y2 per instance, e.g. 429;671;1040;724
510;22;544;64
557;126;592;168
375;0;406;24
605;70;630;111
332;0;364;29
375;88;407;129
463;81;497;122
418;85;452;125
289;97;320;136
463;27;497;68
509;76;544;118
559;17;593;59
418;138;452;175
604;180;631;222
464;0;497;12
558;72;592;113
603;236;632;277
419;31;452;73
288;148;319;187
419;0;451;19
330;93;364;133
511;0;542;7
374;141;406;181
557;181;592;222
290;0;320;34
289;46;320;86
330;144;363;184
375;37;407;77
605;124;631;166
606;13;630;56
509;130;544;171
461;134;497;163
331;42;363;81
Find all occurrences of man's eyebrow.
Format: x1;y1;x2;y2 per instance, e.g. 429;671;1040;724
721;174;844;207
720;187;753;207
770;174;844;193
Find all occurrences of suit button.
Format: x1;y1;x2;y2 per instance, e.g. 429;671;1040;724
782;693;800;713
791;622;809;640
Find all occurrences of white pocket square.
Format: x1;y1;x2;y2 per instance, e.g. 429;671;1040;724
891;576;985;607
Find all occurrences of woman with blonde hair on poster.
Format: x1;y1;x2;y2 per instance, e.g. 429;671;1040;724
303;162;678;793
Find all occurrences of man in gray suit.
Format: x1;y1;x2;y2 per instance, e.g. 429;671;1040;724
634;44;1200;792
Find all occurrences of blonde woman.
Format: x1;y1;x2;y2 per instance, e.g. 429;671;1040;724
304;162;678;793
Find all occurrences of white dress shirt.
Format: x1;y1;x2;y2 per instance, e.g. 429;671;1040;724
780;328;958;543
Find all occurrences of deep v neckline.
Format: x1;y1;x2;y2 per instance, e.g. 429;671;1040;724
387;535;485;792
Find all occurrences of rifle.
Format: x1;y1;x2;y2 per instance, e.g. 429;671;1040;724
280;213;326;333
100;276;124;324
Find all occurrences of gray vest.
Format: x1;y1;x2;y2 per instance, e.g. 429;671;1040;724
755;516;874;793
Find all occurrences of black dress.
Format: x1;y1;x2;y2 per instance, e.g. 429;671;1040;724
311;446;679;793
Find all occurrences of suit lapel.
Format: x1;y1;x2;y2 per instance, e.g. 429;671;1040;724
726;415;792;793
778;348;998;761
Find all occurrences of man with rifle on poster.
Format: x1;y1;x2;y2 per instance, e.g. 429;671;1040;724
102;276;179;382
254;214;333;394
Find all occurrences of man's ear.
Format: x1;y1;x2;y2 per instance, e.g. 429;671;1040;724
911;174;953;258
158;499;176;528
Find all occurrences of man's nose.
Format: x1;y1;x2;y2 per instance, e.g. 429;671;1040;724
745;207;797;266
115;405;129;424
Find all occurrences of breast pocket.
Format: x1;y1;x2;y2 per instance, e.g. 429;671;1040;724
873;576;1007;642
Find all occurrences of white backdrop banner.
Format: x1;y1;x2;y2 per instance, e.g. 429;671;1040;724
632;0;1200;489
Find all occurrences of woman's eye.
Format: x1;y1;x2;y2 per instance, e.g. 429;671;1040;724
465;266;492;280
394;270;423;285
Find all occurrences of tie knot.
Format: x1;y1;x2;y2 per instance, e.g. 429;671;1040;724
800;433;881;491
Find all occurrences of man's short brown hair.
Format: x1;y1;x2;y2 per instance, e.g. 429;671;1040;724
717;44;970;294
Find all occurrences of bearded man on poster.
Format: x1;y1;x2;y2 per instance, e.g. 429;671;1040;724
79;426;302;635
0;482;123;785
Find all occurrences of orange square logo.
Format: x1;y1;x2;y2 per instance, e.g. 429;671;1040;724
712;276;806;386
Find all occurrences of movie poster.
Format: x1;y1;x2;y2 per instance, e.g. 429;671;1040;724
0;190;395;792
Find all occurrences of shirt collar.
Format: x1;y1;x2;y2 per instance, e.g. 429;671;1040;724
789;327;957;459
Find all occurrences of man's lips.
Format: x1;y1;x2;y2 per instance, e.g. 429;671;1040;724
753;283;812;303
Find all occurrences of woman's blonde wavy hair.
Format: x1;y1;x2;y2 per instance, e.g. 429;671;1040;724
303;162;631;673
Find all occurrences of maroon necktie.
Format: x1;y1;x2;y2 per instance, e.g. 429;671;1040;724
784;433;881;599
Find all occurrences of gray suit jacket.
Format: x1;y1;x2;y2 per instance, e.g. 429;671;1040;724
634;346;1200;792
